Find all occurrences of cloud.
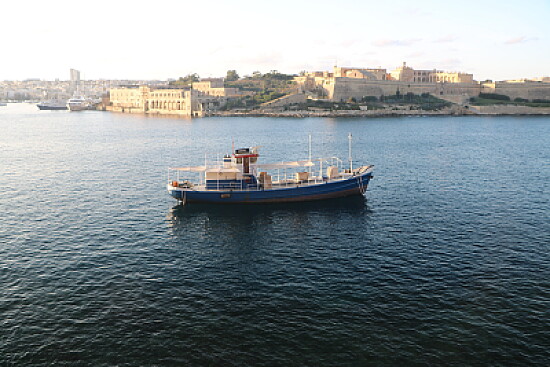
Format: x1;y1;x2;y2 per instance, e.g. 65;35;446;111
373;38;421;47
434;35;457;43
504;36;538;45
397;7;432;17
407;51;425;58
441;58;461;66
435;58;462;71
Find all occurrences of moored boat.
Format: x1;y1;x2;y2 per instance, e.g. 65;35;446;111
67;96;98;111
67;97;87;111
167;136;373;204
37;100;68;110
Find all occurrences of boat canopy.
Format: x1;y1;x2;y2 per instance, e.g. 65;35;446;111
170;157;339;172
254;158;335;170
169;165;207;172
170;166;242;173
206;168;241;173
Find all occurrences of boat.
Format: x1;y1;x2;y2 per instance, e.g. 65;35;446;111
67;96;96;111
37;100;67;110
167;135;374;204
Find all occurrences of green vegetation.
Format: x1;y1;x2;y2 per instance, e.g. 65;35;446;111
470;95;550;107
478;93;510;101
170;73;200;86
525;102;550;107
469;97;510;105
225;70;295;90
225;70;239;82
222;91;288;110
167;70;298;109
361;96;378;103
376;93;452;110
287;93;451;112
301;100;362;111
221;70;298;109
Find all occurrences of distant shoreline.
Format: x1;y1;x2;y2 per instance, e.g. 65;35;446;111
99;103;550;118
210;108;550;118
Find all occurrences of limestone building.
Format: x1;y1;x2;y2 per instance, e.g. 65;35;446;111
296;63;479;101
192;78;239;97
108;78;236;117
389;62;473;83
333;67;388;80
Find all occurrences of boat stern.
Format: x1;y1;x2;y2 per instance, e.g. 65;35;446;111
167;182;184;200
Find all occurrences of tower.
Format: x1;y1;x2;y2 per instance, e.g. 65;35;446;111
70;69;80;83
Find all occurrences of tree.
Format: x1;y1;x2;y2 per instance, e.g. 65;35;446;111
171;73;200;86
226;70;239;82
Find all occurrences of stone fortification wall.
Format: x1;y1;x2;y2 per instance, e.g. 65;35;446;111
330;78;481;101
482;82;550;100
470;105;550;115
260;93;307;108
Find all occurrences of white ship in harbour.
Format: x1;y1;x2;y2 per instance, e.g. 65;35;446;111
67;96;97;111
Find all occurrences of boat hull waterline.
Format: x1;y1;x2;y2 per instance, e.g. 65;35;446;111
37;105;68;110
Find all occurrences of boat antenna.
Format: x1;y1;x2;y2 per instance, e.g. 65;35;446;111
348;133;353;171
232;137;234;153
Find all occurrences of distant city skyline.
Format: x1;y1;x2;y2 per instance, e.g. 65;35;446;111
2;0;549;81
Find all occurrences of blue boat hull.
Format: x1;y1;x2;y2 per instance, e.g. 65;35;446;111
168;172;372;204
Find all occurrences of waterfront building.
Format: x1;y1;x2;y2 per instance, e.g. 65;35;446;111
192;78;239;97
108;80;235;117
0;78;168;103
388;62;474;84
296;63;479;101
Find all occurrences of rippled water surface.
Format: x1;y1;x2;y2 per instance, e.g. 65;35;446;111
1;103;549;366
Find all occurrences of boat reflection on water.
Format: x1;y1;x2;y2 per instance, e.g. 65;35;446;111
167;196;373;242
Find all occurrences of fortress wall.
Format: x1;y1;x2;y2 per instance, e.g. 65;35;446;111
330;78;481;101
482;82;550;100
500;84;550;100
261;93;307;108
470;105;550;114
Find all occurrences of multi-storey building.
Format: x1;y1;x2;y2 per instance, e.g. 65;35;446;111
192;78;239;97
296;63;479;101
108;79;235;117
389;62;473;83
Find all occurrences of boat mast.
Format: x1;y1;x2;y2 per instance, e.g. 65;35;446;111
308;134;312;175
348;133;353;171
308;134;312;162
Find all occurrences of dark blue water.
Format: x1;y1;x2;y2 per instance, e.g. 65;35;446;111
1;103;549;366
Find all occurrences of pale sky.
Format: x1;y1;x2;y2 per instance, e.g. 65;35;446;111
1;0;548;81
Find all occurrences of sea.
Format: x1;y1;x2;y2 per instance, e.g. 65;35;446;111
1;103;548;366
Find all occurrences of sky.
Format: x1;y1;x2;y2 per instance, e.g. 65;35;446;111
1;0;548;81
